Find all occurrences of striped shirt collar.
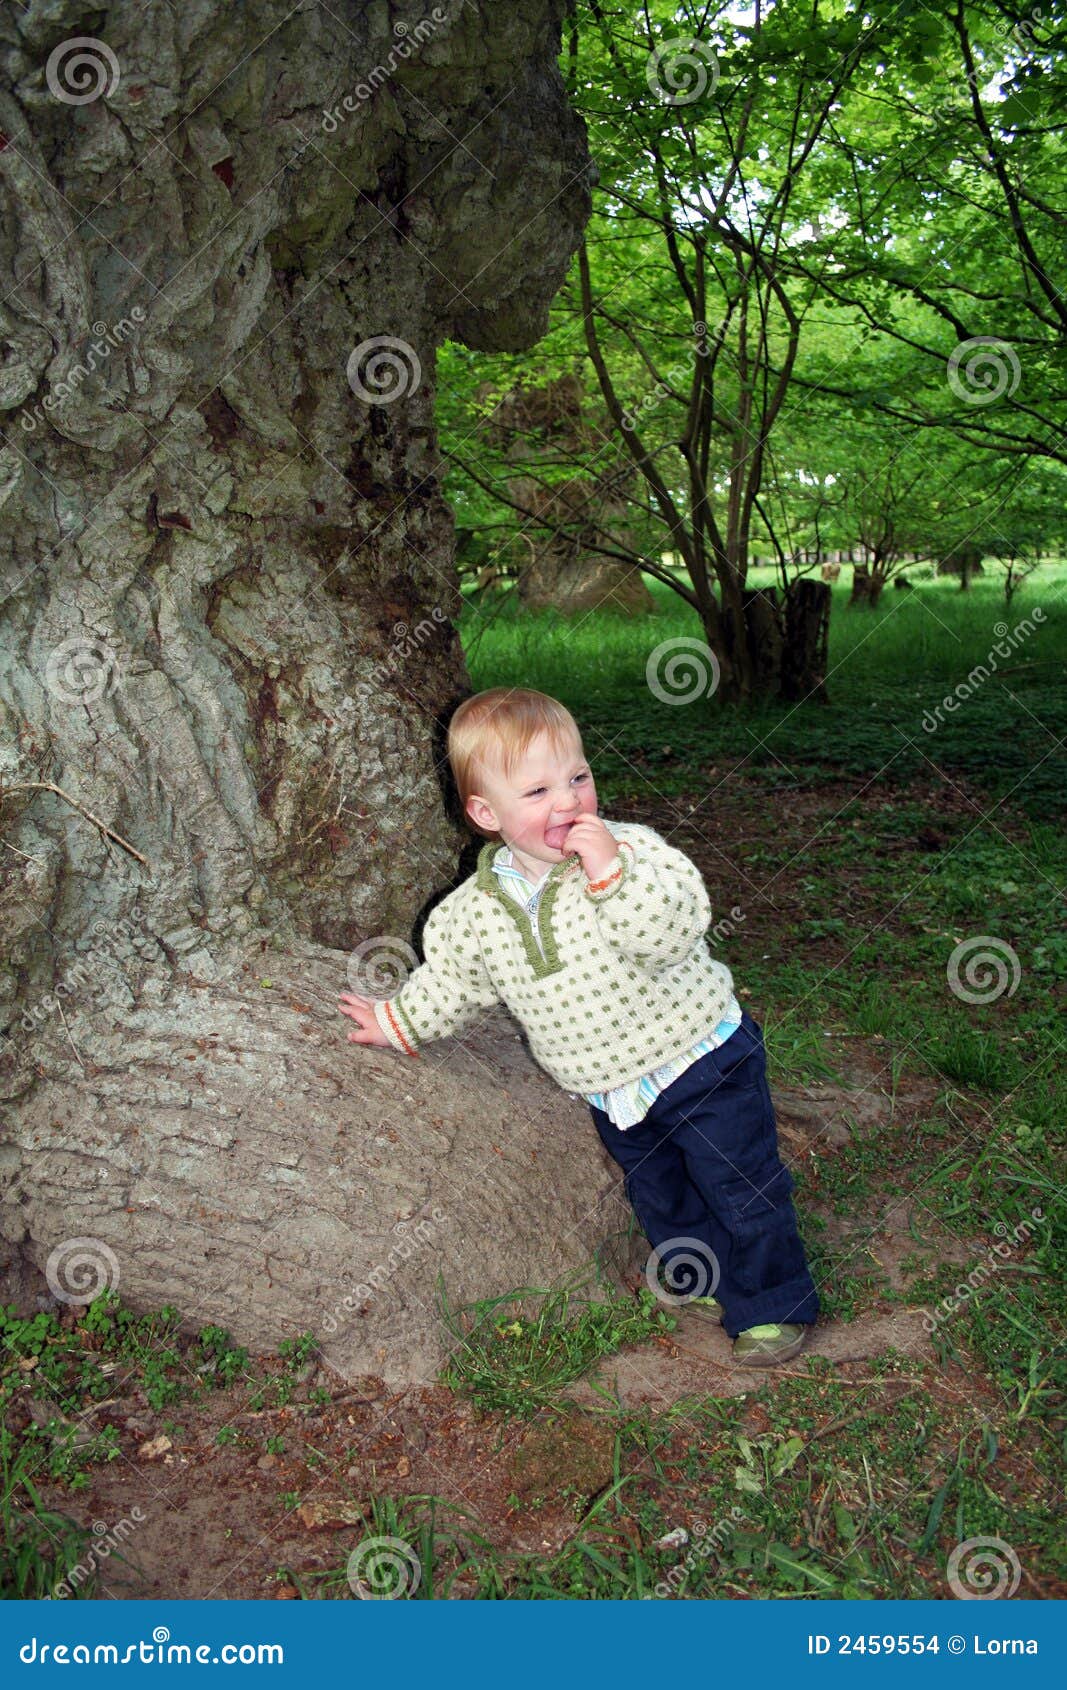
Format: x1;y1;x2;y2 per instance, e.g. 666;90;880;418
490;846;549;899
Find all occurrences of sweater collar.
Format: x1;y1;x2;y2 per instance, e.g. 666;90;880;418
474;837;582;978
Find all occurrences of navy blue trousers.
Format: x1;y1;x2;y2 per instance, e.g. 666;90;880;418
590;1011;819;1337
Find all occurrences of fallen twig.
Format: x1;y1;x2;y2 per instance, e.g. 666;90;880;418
1;780;149;866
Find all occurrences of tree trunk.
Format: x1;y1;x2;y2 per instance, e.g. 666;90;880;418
849;563;885;607
706;581;829;703
780;579;831;702
938;546;984;588
0;0;602;1380
742;587;783;696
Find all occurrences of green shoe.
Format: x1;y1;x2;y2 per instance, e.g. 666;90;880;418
644;1254;722;1320
682;1295;724;1324
732;1323;809;1366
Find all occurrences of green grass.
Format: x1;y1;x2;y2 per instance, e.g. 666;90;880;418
437;1270;677;1417
0;1292;321;1596
0;1419;93;1599
460;562;1067;821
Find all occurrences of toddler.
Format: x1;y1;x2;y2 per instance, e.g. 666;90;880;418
339;688;819;1365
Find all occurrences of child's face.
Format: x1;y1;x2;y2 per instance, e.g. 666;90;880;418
466;730;598;873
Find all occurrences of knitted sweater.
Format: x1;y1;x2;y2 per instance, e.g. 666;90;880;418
490;845;744;1125
372;819;736;1094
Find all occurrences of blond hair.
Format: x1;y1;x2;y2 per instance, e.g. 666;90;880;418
447;688;583;841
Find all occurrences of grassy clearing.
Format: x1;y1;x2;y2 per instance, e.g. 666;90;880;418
460;563;1067;819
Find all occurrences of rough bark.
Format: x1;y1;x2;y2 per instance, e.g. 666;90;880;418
0;0;601;1378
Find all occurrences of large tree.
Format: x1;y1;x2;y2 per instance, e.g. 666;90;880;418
0;0;620;1380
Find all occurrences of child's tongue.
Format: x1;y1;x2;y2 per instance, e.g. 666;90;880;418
544;821;574;851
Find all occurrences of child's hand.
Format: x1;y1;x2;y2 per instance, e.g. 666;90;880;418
562;816;621;881
337;992;391;1047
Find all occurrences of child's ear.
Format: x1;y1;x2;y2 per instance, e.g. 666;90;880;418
465;794;499;832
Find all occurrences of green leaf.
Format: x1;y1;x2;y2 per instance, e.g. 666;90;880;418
733;1467;763;1494
772;1435;806;1476
916;1471;955;1555
998;92;1042;130
833;1503;858;1543
767;1544;838;1592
